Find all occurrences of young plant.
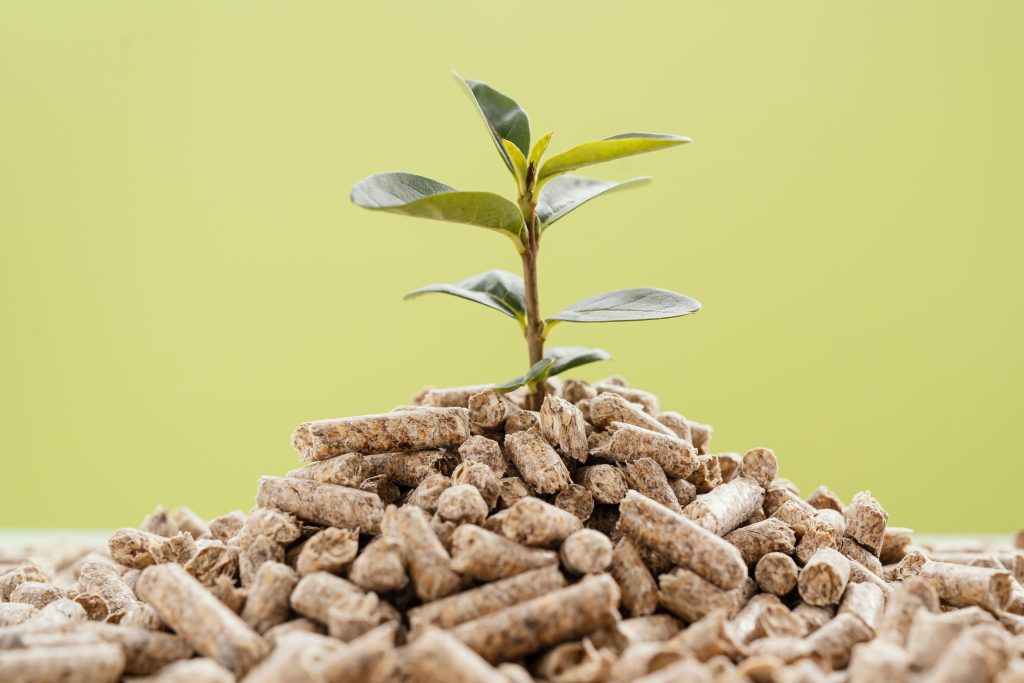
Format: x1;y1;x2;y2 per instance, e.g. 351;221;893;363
351;74;700;409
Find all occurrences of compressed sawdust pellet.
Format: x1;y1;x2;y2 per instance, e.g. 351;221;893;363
686;453;723;493
291;406;470;460
128;657;233;683
684;476;765;536
622;457;681;512
657;566;745;623
141;505;177;537
467;389;521;429
655;410;691;441
589;392;675;436
78;561;139;617
618;614;682;643
450;461;500;509
618;490;747;590
755;551;800;596
921;624;1010;683
879;525;914;564
686;419;713;454
435;483;489;526
207;510;246;543
348;535;407;593
554;483;595;521
450;574;620;663
255;475;384;534
135;563;269;676
289;571;364;626
591;422;696;478
378;449;459;487
118;602;166;629
560;529;614;575
730;593;783;644
799;548;852;606
905;606;997;670
725;517;796;565
839;581;885;632
501;496;583;548
326;592;398;642
184;541;238;588
806;612;873;669
404;473;451;513
504;428;571;494
361;474;401;503
668;476;697;507
0;603;39;626
240;561;298;634
717;452;742;482
168;507;209;540
238;535;285;587
0;642;126;683
611;537;659;617
847;638;910;683
81;622;193;675
539;394;588;462
286;451;370;488
407;627;503;682
418;384;492;408
837;536;883;577
457;435;505;475
9;581;64;609
844;490;888;557
806;485;844;513
504;410;539;433
450;524;558;581
593;382;660;414
107;529;196;569
315;622;399;682
575;463;629;504
919;560;1013;611
382;504;461;601
293;526;358;576
738;447;778;488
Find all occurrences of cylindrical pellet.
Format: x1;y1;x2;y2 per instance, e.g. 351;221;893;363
611;537;659;617
503;429;571;494
291;407;470;460
501;496;583;548
798;549;851;606
0;643;125;683
383;505;461;601
843;491;888;557
241;561;299;634
657;567;745;623
559;529;613;575
588;393;675;436
919;560;1013;612
725;517;796;565
408;628;505;682
591;422;696;478
255;475;384;534
539;394;588;462
348;535;407;593
683;477;765;536
449;524;558;581
755;552;799;596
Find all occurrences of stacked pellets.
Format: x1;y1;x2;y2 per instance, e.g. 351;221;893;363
1;379;1024;682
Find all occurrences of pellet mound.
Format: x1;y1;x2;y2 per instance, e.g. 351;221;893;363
3;377;1024;682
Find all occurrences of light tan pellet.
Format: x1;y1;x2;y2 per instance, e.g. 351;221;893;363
684;476;765;536
241;630;347;683
240;561;298;634
686;454;722;493
292;527;357;576
327;592;398;642
717;452;742;482
805;485;844;513
686;419;713;454
238;536;284;587
405;473;452;513
458;435;506;475
75;592;110;622
560;529;614;575
539;394;588;462
879;526;914;565
798;549;851;606
207;510;246;543
554;483;595;521
504;410;539;433
575;464;629;504
348;535;407;593
906;606;998;670
632;658;713;683
623;457;681;512
184;540;239;588
618;614;683;643
772;500;816;539
503;429;571;494
167;507;209;541
794;521;840;564
315;622;399;683
418;384;492;408
135;564;269;677
78;560;139;617
562;379;596;403
449;524;558;581
501;496;583;548
618;490;747;590
80;621;193;676
804;612;872;669
0;602;39;626
668;477;697;507
589;392;675;436
407;627;505;682
792;602;835;635
919;624;1010;683
657;566;745;623
289;571;364;625
760;602;808;638
140;505;177;537
434;484;488;526
843;491;888;557
729;593;784;644
755;552;800;596
497;476;533;510
451;461;500;510
255;476;384;534
262;617;325;645
381;449;459;487
837;536;883;577
590;422;696;479
129;657;234;682
847;638;910;683
291;407;470;460
593;382;659;414
725;517;797;565
118;602;166;629
655;411;691;441
919;560;1013;612
467;389;521;429
286;452;370;488
451;574;620;663
9;581;64;609
611;537;659;617
0;642;125;683
738;447;779;488
838;581;885;632
877;576;940;647
107;529;196;569
382;504;461;601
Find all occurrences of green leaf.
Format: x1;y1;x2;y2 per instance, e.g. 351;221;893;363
544;346;611;376
537;176;651;229
528;131;553;171
350;172;525;249
547;287;700;324
537;133;690;184
404;270;526;324
454;73;530;174
494;357;555;393
502;140;529;194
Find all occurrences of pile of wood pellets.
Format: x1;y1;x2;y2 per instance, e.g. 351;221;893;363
3;377;1024;682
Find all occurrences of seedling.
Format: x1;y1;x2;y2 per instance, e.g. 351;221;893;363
351;73;699;409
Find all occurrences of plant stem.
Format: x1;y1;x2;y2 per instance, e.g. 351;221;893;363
519;184;546;411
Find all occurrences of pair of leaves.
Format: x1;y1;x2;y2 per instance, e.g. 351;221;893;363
405;270;526;326
494;346;613;392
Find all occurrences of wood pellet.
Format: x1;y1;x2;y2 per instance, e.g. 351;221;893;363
3;379;1024;681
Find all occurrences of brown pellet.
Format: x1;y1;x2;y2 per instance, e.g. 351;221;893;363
798;549;851;606
449;524;558;581
591;422;696;478
588;392;675;436
539;393;588;462
657;567;745;623
686;453;723;493
241;561;298;634
611;537;659;617
0;642;126;683
554;483;595;521
418;384;492;408
405;473;452;513
255;475;384;534
348;535;407;593
805;612;873;669
81;621;194;676
450;461;500;510
618;490;747;590
593;382;660;414
560;529;614;575
135;564;269;677
738;447;778;488
668;477;697;507
291;407;470;460
127;657;233;682
725;517;797;565
839;581;885;632
451;574;620;663
844;490;888;557
407;628;505;682
78;560;140;618
686;419;713;454
382;504;461;602
684;476;765;536
877;576;940;647
623;457;681;512
467;389;521;429
503;428;571;494
207;510;246;543
919;560;1014;612
286;452;370;488
655;410;692;441
501;496;583;548
457;435;506;475
108;529;197;569
575;464;629;504
504;410;539;433
9;581;64;609
806;485;844;513
755;552;800;596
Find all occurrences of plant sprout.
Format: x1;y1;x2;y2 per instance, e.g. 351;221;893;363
351;73;700;409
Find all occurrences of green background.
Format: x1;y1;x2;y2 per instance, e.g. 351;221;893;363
2;2;1021;532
